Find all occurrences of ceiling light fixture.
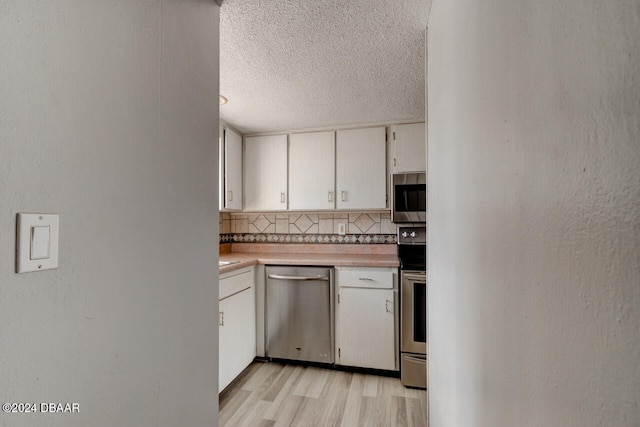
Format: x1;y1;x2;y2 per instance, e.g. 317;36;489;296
219;95;228;105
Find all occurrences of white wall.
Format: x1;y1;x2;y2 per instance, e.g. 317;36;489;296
427;0;639;426
0;2;220;426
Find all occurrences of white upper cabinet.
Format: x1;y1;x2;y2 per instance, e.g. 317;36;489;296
336;127;387;210
244;134;288;211
289;131;335;210
218;125;224;210
390;122;426;173
222;127;243;210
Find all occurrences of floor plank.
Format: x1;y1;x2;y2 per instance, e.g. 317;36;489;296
263;365;306;420
391;395;409;427
219;362;427;427
406;397;427;427
362;375;379;398
219;389;252;426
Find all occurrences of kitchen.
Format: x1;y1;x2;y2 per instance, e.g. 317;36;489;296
215;1;428;425
4;1;634;426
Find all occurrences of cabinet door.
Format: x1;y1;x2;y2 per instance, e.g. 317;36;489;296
223;128;243;210
219;286;256;392
391;122;426;173
289;131;335;210
337;287;396;370
244;134;288;211
218;125;224;210
336;127;387;209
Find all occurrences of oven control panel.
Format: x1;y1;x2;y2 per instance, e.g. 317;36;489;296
397;226;426;245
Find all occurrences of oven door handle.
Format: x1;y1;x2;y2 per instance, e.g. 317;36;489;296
402;272;426;281
403;355;427;364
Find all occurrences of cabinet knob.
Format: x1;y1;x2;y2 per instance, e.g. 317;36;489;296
328;191;334;202
280;192;286;203
341;191;347;202
228;190;233;202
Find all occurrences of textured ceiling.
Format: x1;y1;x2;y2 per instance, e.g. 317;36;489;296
219;1;428;135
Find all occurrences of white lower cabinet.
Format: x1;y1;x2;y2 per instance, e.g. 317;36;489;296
219;267;256;392
335;266;397;371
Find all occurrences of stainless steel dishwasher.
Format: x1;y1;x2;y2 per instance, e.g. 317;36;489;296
265;266;334;364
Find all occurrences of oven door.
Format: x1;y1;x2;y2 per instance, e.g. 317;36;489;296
401;271;427;354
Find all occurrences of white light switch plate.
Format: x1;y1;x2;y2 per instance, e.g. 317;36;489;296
16;213;59;273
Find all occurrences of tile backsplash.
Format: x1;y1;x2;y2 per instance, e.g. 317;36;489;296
219;211;398;244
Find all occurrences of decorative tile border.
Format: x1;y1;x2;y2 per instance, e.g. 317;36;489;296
221;233;396;244
219;233;234;244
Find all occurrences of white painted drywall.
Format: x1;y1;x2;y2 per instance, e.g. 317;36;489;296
427;0;640;425
0;2;220;426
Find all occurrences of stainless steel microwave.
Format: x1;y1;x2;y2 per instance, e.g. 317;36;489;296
391;172;426;223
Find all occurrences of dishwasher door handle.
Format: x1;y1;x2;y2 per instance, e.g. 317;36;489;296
267;274;330;281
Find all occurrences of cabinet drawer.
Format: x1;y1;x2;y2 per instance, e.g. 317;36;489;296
337;267;394;289
220;267;253;300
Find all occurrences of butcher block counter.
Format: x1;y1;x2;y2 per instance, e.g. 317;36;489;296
219;242;398;274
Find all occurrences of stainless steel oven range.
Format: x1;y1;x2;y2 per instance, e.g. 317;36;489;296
398;226;427;389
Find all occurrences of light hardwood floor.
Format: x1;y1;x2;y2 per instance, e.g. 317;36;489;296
219;361;427;427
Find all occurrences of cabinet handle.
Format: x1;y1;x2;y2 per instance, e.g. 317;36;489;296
341;191;347;202
227;190;233;202
280;192;286;203
385;300;392;313
328;191;333;202
358;277;373;281
218;311;224;326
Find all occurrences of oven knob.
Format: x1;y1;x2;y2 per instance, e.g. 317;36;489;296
401;232;408;238
410;231;417;238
